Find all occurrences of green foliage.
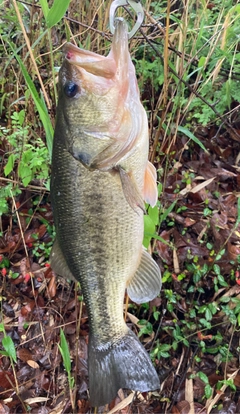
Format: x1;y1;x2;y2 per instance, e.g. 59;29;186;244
1;110;49;188
143;205;159;248
7;45;54;156
0;323;17;363
40;0;71;28
177;126;208;152
58;328;75;389
0;184;21;215
150;341;171;359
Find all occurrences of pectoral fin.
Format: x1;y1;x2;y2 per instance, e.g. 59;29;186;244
50;239;76;281
143;161;158;207
127;248;161;304
117;166;145;213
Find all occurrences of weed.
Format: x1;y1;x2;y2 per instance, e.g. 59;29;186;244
58;328;75;409
0;322;18;393
2;110;49;187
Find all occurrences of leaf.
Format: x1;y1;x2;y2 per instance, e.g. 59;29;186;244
8;42;53;156
205;384;212;399
39;0;49;20
198;371;209;384
58;328;71;373
159;200;177;224
4;153;15;176
159;344;172;352
27;360;40;369
190;177;216;194
107;393;134;414
17;348;33;362
24;397;49;404
143;215;156;248
18;164;32;187
148;205;159;225
205;308;212;321
177;125;208;152
2;335;17;363
46;0;71;28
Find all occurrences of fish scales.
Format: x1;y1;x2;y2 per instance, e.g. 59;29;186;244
52;144;143;338
51;19;161;406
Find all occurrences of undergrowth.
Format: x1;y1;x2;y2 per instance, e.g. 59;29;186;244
1;0;240;412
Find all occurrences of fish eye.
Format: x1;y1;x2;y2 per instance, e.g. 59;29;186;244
64;81;78;98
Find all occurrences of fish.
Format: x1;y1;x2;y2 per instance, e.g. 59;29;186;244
50;18;161;407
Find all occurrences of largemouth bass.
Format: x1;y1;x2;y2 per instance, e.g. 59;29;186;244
50;18;161;406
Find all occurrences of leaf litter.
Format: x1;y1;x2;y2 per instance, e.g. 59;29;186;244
0;123;240;413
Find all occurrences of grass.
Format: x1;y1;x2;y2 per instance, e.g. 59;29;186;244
1;0;240;412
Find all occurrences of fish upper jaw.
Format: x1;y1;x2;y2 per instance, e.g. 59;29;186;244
64;43;117;79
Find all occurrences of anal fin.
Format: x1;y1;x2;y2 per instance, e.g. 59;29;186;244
50;238;76;281
127;248;161;304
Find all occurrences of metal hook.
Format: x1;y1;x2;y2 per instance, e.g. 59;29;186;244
109;0;144;39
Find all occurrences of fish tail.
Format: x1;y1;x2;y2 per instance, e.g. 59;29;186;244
88;329;160;407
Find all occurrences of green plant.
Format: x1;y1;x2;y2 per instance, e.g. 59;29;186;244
150;341;171;360
2;110;50;188
196;371;212;400
0;322;18;393
58;328;75;408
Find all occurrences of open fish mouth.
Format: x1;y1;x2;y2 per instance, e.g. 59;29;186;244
63;43;117;78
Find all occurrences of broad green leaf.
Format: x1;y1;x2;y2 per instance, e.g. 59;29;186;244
143;215;156;248
46;0;71;28
177;126;208;152
4;153;15;176
2;335;17;363
217;274;228;287
213;264;220;275
205;308;212;321
205;384;212;399
198;371;209;384
39;0;49;20
148;205;159;226
159;344;172;352
19;164;32;187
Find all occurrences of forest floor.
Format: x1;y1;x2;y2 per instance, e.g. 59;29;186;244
1;121;240;414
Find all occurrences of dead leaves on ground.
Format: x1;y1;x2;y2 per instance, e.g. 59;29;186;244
1;126;240;412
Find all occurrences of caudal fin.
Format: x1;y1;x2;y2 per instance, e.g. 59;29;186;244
88;329;159;407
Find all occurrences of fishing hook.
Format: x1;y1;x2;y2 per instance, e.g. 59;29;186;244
109;0;144;39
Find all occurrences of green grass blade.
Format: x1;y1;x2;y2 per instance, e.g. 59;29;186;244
8;42;53;156
177;126;208;153
159;200;177;225
59;328;71;373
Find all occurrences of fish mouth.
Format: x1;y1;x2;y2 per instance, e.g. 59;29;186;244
63;43;116;79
